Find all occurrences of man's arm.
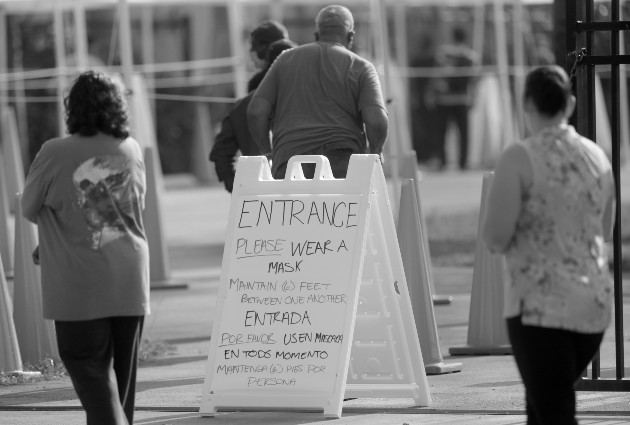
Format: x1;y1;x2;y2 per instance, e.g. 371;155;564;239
361;105;388;154
247;97;274;156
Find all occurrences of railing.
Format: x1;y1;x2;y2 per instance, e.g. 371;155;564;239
569;0;630;392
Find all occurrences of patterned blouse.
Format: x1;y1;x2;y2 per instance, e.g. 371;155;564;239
504;124;613;333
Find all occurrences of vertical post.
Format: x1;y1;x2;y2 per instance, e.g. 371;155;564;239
472;4;485;71
371;0;390;110
10;17;29;157
228;0;247;98
190;5;214;183
117;0;134;92
270;0;283;23
573;1;595;141
573;0;600;383
53;4;67;138
394;1;409;134
512;0;525;137
0;6;7;116
493;0;513;148
371;0;399;207
585;0;595;142
566;0;579;131
553;0;568;68
73;0;88;70
610;0;624;382
141;6;155;117
564;0;576;76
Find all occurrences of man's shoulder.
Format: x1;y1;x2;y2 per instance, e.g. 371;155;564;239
336;48;376;72
281;42;317;56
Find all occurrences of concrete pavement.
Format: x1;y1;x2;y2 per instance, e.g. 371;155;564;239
1;169;629;424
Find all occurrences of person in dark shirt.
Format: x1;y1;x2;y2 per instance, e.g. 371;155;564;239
433;26;478;170
209;38;296;192
410;35;439;163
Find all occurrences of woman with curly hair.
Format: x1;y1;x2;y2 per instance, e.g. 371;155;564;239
22;69;149;425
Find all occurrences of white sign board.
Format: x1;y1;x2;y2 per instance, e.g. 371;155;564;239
200;155;430;418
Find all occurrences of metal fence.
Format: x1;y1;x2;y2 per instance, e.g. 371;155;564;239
567;0;630;391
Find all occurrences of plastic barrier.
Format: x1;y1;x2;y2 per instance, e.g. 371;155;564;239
143;146;187;290
0;253;41;381
449;173;511;355
398;179;462;374
400;151;453;305
0;153;13;278
1;107;25;214
191;103;215;184
12;194;59;364
0;253;22;372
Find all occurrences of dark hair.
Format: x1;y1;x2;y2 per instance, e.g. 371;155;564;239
246;39;296;93
250;20;288;60
453;26;467;43
524;65;572;117
265;39;297;66
64;70;130;139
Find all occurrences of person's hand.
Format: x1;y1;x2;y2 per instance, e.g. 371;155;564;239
32;245;40;265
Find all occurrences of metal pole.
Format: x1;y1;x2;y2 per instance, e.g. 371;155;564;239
493;0;513;150
610;0;624;382
53;2;67;137
117;0;134;92
371;0;399;208
228;0;247;98
140;6;155;117
270;0;283;23
394;1;410;135
472;3;485;71
553;0;567;69
512;0;525;137
0;6;7;116
73;0;88;70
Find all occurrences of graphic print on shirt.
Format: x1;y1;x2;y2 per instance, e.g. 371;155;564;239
73;155;133;250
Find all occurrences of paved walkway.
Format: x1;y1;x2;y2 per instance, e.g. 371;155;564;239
1;169;629;424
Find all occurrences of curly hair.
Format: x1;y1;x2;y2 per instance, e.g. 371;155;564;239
64;70;130;139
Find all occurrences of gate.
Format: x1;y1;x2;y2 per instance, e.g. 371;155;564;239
567;0;630;391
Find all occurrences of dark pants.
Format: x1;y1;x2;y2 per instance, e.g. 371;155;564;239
412;104;438;163
273;143;360;180
506;316;604;425
55;316;144;425
435;104;470;169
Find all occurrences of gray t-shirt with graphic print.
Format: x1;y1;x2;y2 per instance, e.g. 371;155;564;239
21;134;150;321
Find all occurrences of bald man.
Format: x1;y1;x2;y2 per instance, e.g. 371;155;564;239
248;5;388;179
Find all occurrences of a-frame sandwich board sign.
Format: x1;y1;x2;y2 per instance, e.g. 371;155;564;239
199;154;430;419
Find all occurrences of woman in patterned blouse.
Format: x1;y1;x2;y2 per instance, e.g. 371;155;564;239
483;65;615;425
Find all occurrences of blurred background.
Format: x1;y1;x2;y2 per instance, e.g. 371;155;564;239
0;0;629;181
